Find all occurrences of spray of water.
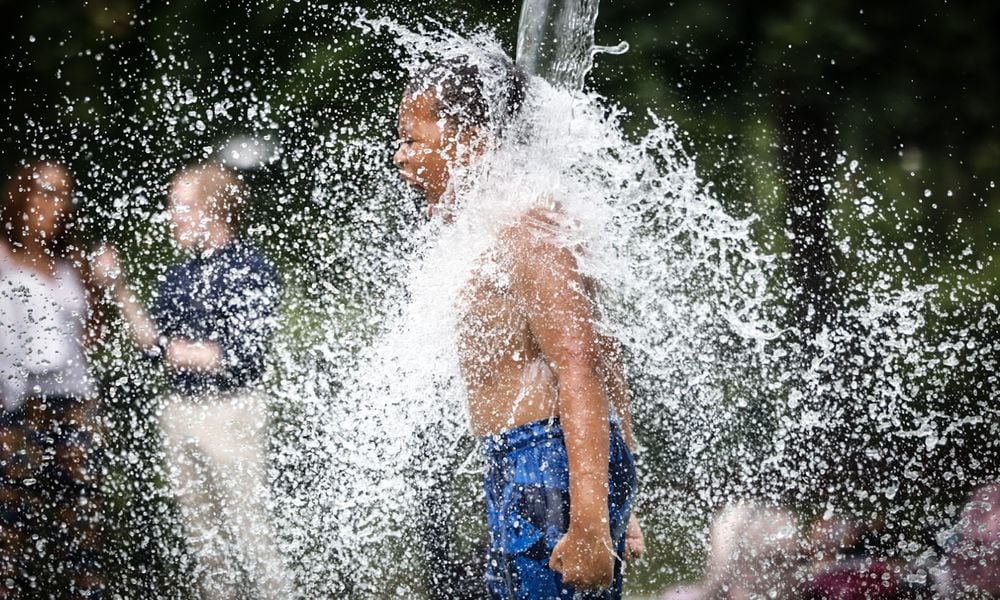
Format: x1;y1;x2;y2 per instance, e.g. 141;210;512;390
7;4;996;598
250;13;996;596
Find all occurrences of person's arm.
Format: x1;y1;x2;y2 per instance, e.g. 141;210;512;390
91;246;160;352
164;339;222;371
91;245;221;371
596;332;646;561
510;219;614;590
77;247;114;352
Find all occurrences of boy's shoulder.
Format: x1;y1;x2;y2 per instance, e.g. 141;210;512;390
498;207;562;252
222;241;279;288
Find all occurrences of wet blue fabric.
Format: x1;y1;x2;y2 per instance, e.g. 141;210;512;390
481;418;637;600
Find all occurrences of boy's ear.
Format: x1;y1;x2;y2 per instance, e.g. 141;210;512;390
456;126;486;155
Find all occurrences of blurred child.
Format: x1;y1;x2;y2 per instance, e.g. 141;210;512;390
93;162;293;599
0;161;105;599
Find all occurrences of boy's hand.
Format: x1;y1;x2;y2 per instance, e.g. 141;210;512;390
625;514;645;561
90;245;122;288
166;339;222;372
549;525;615;590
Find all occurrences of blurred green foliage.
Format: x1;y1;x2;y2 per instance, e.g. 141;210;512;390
1;0;997;597
591;0;999;293
4;1;996;285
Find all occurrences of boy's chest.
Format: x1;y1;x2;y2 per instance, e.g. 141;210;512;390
173;264;232;319
457;263;532;374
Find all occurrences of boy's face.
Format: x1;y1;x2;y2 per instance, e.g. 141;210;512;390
24;167;72;245
394;92;474;218
168;177;215;250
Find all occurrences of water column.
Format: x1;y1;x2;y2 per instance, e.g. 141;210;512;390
516;0;627;91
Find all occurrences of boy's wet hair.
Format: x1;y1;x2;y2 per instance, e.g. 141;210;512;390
404;53;527;134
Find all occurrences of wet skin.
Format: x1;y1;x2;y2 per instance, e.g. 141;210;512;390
3;165;73;278
395;91;643;589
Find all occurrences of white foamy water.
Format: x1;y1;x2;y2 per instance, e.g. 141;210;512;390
235;15;994;596
270;15;998;595
13;5;994;597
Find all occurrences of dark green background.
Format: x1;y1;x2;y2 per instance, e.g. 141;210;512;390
1;1;997;597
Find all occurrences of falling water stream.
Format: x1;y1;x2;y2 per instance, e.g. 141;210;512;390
516;0;627;91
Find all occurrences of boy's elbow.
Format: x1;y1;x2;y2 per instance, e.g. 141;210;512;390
556;343;602;377
557;355;605;402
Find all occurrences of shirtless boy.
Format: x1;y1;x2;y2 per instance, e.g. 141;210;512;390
393;55;644;599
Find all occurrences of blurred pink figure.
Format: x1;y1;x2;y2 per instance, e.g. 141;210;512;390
804;515;905;600
661;502;803;600
946;483;1000;595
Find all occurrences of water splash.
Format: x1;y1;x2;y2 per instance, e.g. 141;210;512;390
9;4;996;598
516;0;626;90
277;15;996;596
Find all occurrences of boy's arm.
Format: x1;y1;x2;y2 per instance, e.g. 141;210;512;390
597;332;646;559
598;333;635;451
511;222;614;590
92;246;220;371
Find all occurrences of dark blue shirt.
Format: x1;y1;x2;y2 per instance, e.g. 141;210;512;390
152;241;280;395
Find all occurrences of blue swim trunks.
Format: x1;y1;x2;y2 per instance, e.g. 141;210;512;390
481;418;637;600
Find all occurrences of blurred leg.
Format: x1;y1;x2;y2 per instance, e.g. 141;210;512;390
54;398;106;599
160;396;237;600
23;396;66;597
14;396;105;599
0;412;33;599
203;392;294;600
162;392;293;599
